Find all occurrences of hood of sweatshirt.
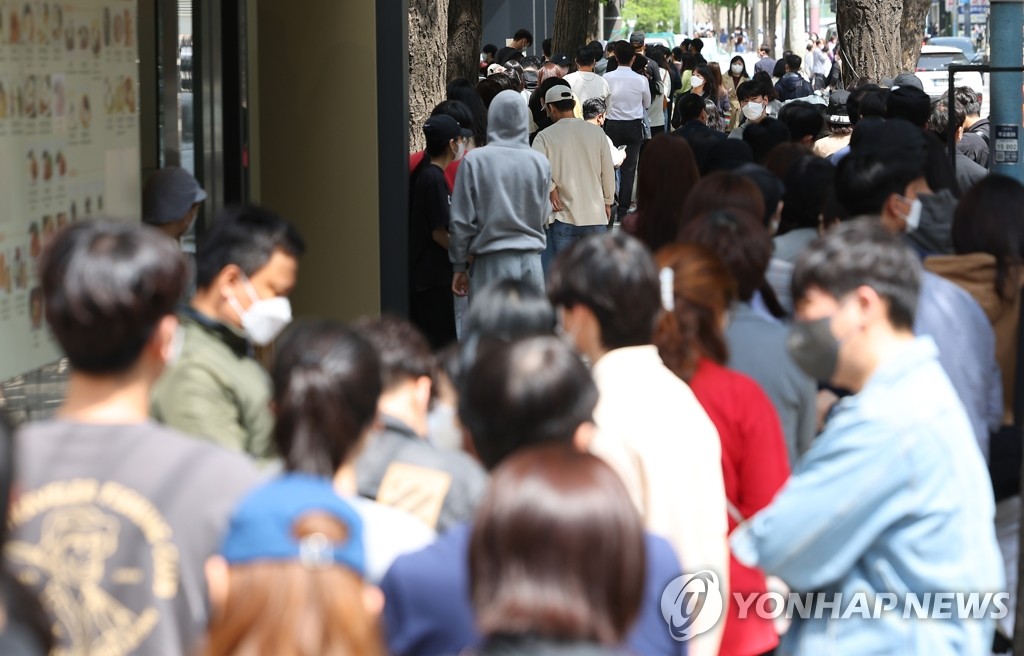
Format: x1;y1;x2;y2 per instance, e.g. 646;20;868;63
486;90;530;148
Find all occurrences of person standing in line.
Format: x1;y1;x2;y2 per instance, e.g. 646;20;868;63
9;221;262;656
150;206;305;457
449;90;550;301
408;114;471;349
532;85;615;271
603;40;650;223
564;44;610;105
731;220;1003;655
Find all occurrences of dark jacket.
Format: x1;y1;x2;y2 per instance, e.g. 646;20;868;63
958;132;990;168
673;119;727;143
774;72;813;101
966;117;990;146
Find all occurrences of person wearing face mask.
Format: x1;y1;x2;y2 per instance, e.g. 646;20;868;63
731;220;1003;656
151;205;305;458
834;119;1002;456
727;80;769;141
408;114;472;348
723;56;750;131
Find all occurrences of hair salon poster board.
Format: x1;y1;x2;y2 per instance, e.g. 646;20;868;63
0;0;140;382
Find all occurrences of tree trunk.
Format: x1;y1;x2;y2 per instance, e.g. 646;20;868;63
447;0;483;83
409;0;449;152
588;0;601;41
767;0;779;51
900;0;931;74
836;0;901;87
787;0;805;53
551;0;591;67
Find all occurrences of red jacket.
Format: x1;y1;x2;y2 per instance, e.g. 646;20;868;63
409;151;461;192
689;357;790;656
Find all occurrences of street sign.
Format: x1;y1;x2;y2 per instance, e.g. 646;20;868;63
995;125;1020;165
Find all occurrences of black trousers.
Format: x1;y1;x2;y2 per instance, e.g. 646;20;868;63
410;285;456;350
604;118;644;222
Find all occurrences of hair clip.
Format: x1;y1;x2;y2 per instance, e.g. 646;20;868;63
299;532;333;570
659;267;675;312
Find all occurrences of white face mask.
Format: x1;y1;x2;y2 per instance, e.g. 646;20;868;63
691;75;705;88
742;101;765;122
730;63;743;75
453;139;467;162
899;195;923;232
227;276;293;346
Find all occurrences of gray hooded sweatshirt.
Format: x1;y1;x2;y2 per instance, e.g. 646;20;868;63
449;90;550;272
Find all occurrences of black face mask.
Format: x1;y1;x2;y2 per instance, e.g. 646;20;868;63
786;316;839;382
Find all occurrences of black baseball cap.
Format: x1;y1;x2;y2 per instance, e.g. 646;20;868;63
423;115;472;145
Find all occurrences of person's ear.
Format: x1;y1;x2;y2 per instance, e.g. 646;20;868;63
363;584;385;619
216;264;244;301
205;556;230;619
413;375;432;412
572;421;597;452
152;314;179;365
800;134;814;147
881;193;907;233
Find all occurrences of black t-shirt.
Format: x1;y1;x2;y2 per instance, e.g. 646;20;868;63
409;162;453;292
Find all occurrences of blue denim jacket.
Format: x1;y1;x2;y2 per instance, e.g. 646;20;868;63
731;337;1004;655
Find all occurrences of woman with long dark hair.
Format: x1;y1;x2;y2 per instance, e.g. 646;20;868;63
446;78;488;148
470;446;645;656
622;134;700;252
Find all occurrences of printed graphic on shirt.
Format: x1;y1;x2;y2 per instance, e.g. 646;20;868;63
6;478;179;655
376;462;452;529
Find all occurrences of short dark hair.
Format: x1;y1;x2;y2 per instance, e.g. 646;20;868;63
886;86;931;127
351;316;434;390
954;86;981;116
742;117;792;163
951;175;1024;301
513;28;533;45
464;278;556;343
736;79;762;102
836;119;926;216
195;205;305;289
482;43;497;55
778;101;824;142
542;37;552;57
784;53;802;71
778;155;836;234
470;446;645;644
927;97;966;144
459;337;598;471
691;38;704;52
613;40;635;66
772;59;787;78
679;51;697;71
575;44;595;66
676;92;706;123
846;84;883;125
548;98;575;113
42;221;185;374
679;208;773;303
272;320;382;476
671;46;685;61
792;219;921;330
548;232;660;350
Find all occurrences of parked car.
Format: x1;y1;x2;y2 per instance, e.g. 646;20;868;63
927;36;985;63
914;45;985;100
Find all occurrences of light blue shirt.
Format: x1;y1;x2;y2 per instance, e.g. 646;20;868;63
915;271;1002;459
731;336;1004;656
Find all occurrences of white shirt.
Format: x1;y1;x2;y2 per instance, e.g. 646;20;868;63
564;70;611;106
589;345;728;656
603;67;651;121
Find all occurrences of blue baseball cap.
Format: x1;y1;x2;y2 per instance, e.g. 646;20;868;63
220;474;365;575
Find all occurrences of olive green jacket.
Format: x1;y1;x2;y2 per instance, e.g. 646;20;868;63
151;308;273;458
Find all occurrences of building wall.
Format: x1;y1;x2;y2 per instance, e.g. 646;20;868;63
252;1;381;322
482;0;556;56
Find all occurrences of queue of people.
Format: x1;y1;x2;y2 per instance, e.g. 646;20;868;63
0;24;1016;656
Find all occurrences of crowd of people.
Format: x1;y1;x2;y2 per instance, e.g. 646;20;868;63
0;21;1017;656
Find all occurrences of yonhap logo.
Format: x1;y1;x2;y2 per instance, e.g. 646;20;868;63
660;570;725;641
